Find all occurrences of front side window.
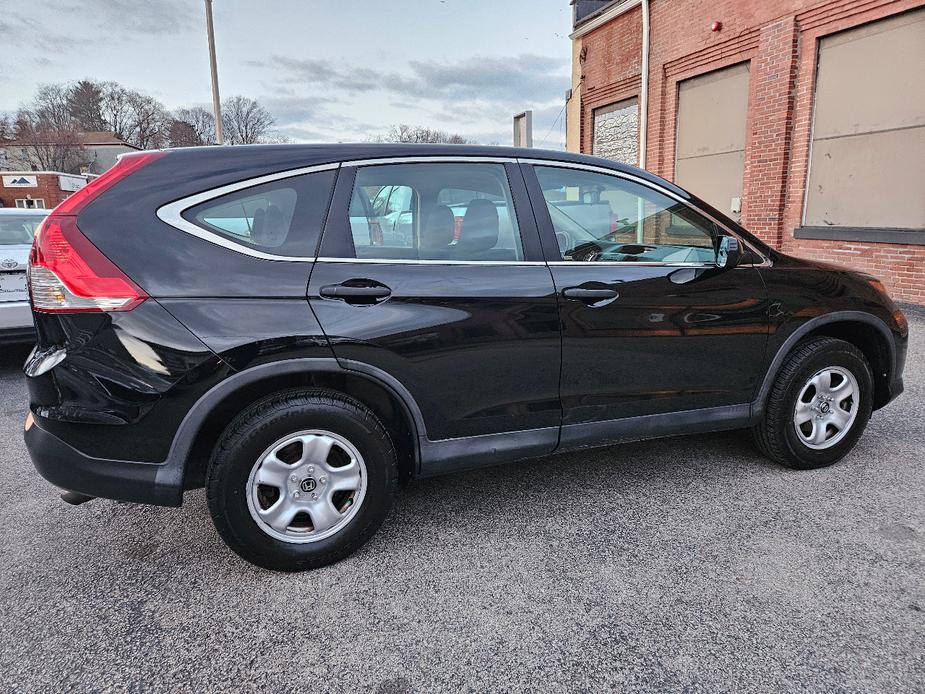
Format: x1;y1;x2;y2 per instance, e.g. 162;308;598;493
183;169;336;256
347;163;524;262
534;166;718;264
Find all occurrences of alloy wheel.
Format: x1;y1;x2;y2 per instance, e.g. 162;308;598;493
793;366;860;450
246;430;368;543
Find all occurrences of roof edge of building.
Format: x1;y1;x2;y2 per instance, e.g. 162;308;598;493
571;0;641;38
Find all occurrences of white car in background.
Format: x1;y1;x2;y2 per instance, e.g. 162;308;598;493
0;208;46;343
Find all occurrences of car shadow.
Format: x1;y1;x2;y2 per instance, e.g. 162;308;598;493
0;342;32;373
72;427;774;574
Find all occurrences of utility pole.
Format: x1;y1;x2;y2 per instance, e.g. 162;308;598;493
204;0;223;144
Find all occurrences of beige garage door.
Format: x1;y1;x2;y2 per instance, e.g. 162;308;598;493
805;9;925;229
675;63;750;221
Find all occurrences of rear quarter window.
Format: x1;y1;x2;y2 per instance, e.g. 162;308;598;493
182;169;336;257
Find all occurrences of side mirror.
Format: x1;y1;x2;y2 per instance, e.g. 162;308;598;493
716;235;742;269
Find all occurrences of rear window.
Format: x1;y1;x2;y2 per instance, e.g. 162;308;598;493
182;170;336;257
0;214;45;245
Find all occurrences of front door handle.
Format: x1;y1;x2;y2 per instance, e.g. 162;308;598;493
319;282;392;304
561;287;620;305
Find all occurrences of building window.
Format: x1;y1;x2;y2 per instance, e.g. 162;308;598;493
804;9;925;230
15;199;46;209
592;97;638;165
674;62;750;221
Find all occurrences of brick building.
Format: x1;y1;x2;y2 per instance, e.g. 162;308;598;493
567;0;925;303
0;172;89;210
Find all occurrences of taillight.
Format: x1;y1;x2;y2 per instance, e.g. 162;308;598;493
27;151;162;314
29;217;147;313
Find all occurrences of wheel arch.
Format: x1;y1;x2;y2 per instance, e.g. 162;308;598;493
154;358;425;497
754;311;896;417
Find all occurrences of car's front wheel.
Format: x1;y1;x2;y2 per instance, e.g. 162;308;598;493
753;337;873;469
206;389;398;571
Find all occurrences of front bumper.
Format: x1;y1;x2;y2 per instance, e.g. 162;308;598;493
24;412;183;507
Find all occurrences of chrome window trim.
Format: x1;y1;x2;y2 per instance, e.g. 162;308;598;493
316;257;547;267
155;162;340;262
517;157;771;266
546;261;716;268
340;156;518;167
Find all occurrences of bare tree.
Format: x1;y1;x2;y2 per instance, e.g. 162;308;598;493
0;113;14;141
170;107;216;147
68;80;107;131
378;124;471;144
11;109;88;172
222;96;274;145
99;82;135;142
126;91;169;149
31;84;74;132
168;120;202;148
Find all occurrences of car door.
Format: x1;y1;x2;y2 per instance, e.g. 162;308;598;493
308;159;561;463
522;162;769;445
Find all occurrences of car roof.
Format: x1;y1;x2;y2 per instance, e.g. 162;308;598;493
157;143;687;197
161;142;628;171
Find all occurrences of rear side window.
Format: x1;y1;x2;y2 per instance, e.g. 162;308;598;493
346;163;524;262
182;170;336;257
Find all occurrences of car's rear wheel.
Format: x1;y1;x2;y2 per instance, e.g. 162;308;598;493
206;389;398;571
753;337;873;470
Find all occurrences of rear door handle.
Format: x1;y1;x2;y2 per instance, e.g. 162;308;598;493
561;287;620;304
319;283;392;304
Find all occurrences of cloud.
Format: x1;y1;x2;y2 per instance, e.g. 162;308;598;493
254;53;569;109
250;56;381;95
397;54;568;104
250;53;569;146
260;95;340;125
52;0;196;35
0;16;92;49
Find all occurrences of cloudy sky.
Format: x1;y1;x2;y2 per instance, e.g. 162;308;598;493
1;0;573;147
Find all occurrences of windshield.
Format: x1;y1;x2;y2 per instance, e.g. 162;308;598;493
0;215;45;245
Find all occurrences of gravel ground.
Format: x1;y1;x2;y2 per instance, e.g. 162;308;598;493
1;309;923;693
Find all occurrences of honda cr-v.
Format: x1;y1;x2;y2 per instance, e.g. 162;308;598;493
23;145;907;570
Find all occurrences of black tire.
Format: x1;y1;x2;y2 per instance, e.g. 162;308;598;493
752;337;873;470
206;389;398;571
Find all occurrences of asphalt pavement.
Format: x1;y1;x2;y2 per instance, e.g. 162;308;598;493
0;309;922;693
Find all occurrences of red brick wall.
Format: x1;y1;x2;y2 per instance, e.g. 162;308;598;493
0;174;74;210
577;0;925;304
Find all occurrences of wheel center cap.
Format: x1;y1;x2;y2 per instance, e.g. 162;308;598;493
819;402;831;414
299;477;317;493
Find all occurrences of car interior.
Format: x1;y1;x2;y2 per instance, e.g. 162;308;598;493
536;167;720;265
349;164;525;262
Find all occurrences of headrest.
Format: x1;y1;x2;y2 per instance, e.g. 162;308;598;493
252;204;286;247
421;204;455;250
456;199;499;253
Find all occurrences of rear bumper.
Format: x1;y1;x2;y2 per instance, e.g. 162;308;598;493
0;301;35;342
24;412;183;507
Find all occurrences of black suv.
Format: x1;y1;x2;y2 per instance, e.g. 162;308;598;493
23;145;907;571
